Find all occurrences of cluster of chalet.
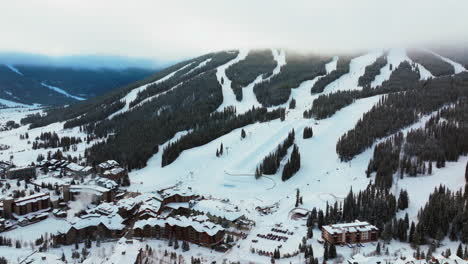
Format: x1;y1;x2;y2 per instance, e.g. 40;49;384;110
96;160;127;182
321;220;379;245
54;185;247;248
37;159;92;175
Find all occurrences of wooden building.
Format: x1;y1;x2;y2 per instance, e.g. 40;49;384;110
2;193;51;218
321;220;378;245
133;215;225;247
54;213;125;245
62;184;114;203
6;166;36;179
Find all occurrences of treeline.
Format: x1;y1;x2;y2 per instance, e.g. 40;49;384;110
162;106;285;167
304;61;420;120
31;132;83;151
358;55;387;87
305;184;398;233
130;51;238;108
255;130;295;177
413;185;468;244
86;70;224;169
253;52;329;106
407;49;455;77
366;101;468;189
336;71;468;162
310;56;353;94
225;50;277;101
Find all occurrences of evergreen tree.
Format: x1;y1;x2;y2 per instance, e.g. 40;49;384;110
457;243;463;258
241;129;246;139
289;98;296;109
397;190;409;210
376;242;381;255
303;126;313;139
307;227;314;239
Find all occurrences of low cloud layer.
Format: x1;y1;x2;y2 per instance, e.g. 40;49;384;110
1;0;467;62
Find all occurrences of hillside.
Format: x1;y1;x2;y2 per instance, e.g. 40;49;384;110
1;48;468;263
0;64;155;106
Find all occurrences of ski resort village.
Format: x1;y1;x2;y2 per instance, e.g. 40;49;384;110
0;47;468;264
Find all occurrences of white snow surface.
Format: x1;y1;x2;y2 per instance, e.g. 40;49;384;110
40;82;86;101
4;64;23;75
323;50;383;93
325;56;338;73
215;49;249;111
0;98;30;108
108;62;193;119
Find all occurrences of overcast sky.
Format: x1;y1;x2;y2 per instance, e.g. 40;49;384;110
1;0;467;62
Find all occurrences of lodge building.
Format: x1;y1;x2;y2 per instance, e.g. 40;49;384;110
2;193;51;218
321;220;379;245
133;215;225;246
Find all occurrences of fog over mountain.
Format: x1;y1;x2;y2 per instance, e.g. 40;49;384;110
1;0;467;61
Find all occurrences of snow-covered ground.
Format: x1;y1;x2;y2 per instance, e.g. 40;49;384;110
215;49;249;111
0;107;96;166
41;83;86;101
0;98;30;108
323;50;383;93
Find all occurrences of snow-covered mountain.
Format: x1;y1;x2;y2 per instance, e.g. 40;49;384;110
1;47;468;263
0;63;156;106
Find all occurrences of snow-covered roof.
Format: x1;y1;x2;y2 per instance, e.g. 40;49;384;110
82;166;93;172
165;202;190;210
66;163;84;172
92;202;119;216
138;198;162;215
15;192;49;206
69;213;124;231
103;167;125;176
98;160;119;169
134;214;224;236
95;177;118;189
322;220;378;235
117;197;138;211
158;186;196;199
69;185;109;195
192;199;243;221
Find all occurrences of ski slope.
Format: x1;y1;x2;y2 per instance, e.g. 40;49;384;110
4;64;23;75
41;82;86;101
0;98;30;108
108;62;193;119
215;49;249;111
323;50;383;93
